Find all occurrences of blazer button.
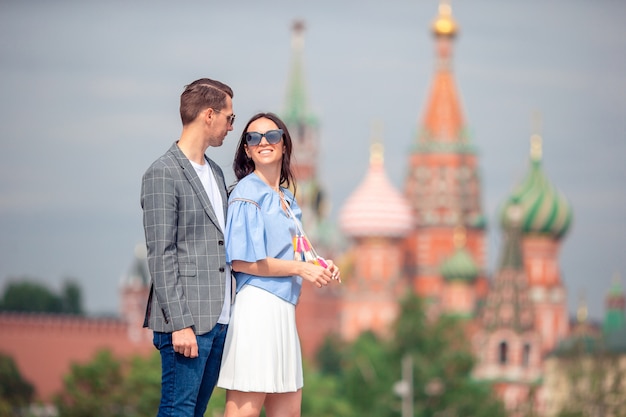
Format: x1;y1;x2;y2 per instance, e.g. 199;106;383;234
219;267;225;272
218;240;224;245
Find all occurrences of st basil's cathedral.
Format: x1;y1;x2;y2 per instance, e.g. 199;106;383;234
283;2;624;414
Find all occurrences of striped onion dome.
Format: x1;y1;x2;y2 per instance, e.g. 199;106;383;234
440;228;479;282
500;134;573;239
339;142;413;238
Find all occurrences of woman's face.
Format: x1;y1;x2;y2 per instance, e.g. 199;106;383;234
244;117;285;169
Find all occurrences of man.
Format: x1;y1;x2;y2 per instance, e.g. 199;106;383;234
141;78;235;417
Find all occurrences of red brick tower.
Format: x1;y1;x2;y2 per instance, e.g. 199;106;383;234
404;2;488;317
282;20;341;359
339;138;413;341
119;243;152;344
472;204;542;414
499;133;573;354
282;20;327;241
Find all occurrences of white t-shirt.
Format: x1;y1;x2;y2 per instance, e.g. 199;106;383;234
190;158;232;325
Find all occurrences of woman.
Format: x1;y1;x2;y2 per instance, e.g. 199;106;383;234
216;112;340;417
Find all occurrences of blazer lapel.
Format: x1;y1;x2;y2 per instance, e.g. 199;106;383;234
170;144;224;234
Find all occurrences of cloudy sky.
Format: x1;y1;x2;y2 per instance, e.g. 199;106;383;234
0;0;624;321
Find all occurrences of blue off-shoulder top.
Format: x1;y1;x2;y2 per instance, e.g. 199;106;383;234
225;172;303;305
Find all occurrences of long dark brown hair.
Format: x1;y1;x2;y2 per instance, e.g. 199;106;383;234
232;112;297;194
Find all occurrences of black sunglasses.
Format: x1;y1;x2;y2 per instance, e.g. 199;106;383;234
245;129;284;146
213;108;236;126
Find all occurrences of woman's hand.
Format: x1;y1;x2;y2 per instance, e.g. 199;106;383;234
299;262;333;288
232;257;341;286
324;259;341;283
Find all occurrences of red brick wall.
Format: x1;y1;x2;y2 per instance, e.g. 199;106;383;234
0;313;153;402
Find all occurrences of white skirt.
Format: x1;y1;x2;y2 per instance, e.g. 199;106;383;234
217;284;303;393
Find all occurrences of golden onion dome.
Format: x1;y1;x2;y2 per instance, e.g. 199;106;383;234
432;2;458;38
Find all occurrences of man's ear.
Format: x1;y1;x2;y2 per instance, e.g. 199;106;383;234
203;108;214;124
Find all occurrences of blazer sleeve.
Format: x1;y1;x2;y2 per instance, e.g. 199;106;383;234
141;161;195;331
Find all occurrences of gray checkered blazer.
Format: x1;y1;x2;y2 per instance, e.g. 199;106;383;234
141;143;228;335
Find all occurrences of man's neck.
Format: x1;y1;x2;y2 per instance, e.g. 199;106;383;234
177;132;207;165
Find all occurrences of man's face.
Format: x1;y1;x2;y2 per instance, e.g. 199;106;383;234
207;96;234;148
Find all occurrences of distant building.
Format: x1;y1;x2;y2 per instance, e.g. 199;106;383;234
339;140;413;341
281;2;617;416
542;279;626;416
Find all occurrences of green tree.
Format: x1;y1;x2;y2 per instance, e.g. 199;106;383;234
0;353;34;417
389;293;507;417
310;292;507;417
340;331;397;417
54;350;126;417
120;352;161;417
54;350;162;417
0;281;62;313
301;360;353;417
315;333;346;376
60;280;83;315
54;349;237;417
0;279;84;315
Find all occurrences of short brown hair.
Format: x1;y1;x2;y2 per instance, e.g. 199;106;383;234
179;78;234;125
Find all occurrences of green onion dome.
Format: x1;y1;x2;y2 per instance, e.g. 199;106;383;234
440;228;479;282
500;135;573;239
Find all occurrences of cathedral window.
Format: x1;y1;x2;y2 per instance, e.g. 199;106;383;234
498;341;508;364
522;343;531;367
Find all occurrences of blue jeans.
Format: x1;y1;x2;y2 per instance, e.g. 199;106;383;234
154;324;227;417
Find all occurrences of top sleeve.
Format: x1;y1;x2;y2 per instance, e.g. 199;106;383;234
225;198;267;263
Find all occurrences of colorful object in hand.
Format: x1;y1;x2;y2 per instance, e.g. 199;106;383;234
293;235;328;267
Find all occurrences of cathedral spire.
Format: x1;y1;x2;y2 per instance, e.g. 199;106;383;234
419;0;467;147
370;119;384;166
403;2;487;316
281;19;325;236
283;20;315;127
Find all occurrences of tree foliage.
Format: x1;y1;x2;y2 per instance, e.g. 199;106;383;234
54;350;160;417
387;295;505;417
0;279;83;315
304;292;507;417
0;353;34;417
